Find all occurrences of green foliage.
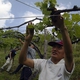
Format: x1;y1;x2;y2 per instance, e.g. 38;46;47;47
35;0;55;15
52;28;62;39
27;24;34;29
34;22;45;31
50;13;80;41
34;0;57;31
69;44;80;80
63;13;80;41
0;30;23;49
35;0;80;41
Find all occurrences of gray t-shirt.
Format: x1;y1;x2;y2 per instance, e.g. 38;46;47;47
23;47;36;67
27;46;36;59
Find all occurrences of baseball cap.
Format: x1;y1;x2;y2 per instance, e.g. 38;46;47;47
48;40;63;47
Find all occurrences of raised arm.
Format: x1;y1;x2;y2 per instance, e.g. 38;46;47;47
52;15;74;72
19;22;34;68
18;39;24;44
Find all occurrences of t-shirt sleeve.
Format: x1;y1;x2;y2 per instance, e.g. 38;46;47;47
33;59;45;72
63;63;75;79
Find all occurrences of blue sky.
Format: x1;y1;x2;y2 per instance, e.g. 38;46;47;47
0;0;80;33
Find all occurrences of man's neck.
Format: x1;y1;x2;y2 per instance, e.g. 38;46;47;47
51;58;61;64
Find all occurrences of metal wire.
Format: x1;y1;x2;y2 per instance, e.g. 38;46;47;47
0;13;80;20
0;16;44;20
16;0;40;11
0;15;60;20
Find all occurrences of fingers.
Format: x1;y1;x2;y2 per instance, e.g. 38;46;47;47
53;15;63;23
52;15;64;29
26;25;34;36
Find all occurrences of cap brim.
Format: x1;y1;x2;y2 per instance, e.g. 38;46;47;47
48;41;63;47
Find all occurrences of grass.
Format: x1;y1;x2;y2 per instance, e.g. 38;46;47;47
0;49;21;80
0;48;40;80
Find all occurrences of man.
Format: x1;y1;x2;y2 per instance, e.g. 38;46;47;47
1;47;19;72
19;15;75;80
20;44;36;80
19;39;36;80
11;38;36;80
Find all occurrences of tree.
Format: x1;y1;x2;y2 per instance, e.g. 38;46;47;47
34;0;80;43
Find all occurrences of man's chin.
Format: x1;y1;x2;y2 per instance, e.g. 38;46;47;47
51;55;57;58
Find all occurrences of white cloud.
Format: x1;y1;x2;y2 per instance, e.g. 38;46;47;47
19;11;43;33
56;2;71;10
0;0;14;28
23;11;43;24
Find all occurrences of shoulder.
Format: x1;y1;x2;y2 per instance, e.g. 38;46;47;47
33;59;46;62
33;59;48;66
33;59;47;69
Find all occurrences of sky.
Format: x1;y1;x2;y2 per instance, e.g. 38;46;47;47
0;0;80;33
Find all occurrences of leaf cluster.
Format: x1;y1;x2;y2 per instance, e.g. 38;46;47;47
34;0;80;42
34;0;57;32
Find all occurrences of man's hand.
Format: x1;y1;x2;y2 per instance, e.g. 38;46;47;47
52;15;65;30
25;22;34;42
50;8;65;30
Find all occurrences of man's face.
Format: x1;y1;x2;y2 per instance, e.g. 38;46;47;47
51;44;64;60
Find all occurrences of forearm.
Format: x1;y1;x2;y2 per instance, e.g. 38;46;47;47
19;40;30;64
60;26;73;62
19;39;24;44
